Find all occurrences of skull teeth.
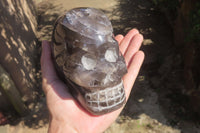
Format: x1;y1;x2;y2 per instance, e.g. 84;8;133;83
85;80;125;112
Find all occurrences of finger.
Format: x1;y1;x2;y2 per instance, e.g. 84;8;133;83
119;29;139;55
115;34;124;45
124;34;143;66
123;51;144;99
41;41;58;80
41;41;59;92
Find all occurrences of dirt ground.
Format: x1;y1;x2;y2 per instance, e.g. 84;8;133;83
0;0;200;133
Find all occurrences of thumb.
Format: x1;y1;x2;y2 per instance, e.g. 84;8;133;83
41;41;59;93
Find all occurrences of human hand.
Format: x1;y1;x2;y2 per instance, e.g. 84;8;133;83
41;29;144;133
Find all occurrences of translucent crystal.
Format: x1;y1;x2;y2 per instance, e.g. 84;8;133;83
52;7;127;115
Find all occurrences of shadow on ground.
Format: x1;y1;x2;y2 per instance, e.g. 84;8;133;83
110;0;173;122
109;0;200;132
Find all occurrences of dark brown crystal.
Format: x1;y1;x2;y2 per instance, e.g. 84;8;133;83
52;7;127;115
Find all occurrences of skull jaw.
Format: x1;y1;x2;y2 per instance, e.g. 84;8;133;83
67;79;126;115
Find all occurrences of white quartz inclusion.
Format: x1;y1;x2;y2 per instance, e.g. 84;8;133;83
81;54;97;70
64;8;112;38
105;48;118;62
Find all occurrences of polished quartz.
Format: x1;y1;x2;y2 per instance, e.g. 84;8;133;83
52;7;127;115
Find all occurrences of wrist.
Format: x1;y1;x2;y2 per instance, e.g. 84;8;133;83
48;116;78;133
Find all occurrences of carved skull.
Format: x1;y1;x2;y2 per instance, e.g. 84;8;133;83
52;7;127;115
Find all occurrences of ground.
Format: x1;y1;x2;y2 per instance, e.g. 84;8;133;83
0;0;200;132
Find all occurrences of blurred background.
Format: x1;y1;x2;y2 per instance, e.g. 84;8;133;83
0;0;199;132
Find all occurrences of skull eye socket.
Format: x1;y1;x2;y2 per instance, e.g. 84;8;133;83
105;48;118;62
81;54;97;70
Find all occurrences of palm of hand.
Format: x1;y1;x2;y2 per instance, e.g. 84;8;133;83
41;29;144;133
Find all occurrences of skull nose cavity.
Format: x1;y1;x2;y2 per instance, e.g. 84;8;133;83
105;48;118;62
81;54;97;70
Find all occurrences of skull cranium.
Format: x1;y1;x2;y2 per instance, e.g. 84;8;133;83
52;7;127;115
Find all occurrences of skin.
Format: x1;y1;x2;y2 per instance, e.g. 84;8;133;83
41;29;144;133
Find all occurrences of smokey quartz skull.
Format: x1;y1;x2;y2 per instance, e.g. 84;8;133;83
52;7;127;115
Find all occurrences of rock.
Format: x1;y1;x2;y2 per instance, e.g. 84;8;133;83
52;7;127;115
